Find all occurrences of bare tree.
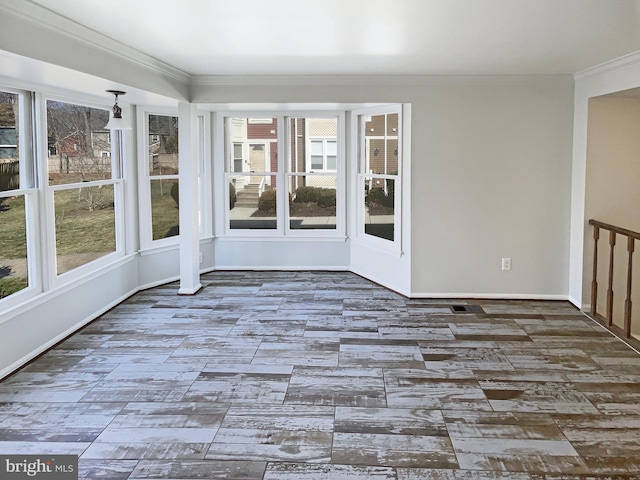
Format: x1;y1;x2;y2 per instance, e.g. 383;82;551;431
47;101;111;184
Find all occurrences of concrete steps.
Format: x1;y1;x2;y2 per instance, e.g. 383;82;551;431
235;184;260;208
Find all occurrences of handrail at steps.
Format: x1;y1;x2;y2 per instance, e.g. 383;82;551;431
588;219;639;348
589;219;640;241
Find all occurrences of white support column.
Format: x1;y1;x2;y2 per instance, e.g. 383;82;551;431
178;102;202;295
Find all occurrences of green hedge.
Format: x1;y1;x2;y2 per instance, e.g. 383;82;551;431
293;186;320;203
317;189;336;208
366;187;393;208
258;189;277;211
294;186;336;207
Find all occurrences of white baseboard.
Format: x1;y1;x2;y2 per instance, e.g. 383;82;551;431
349;266;411;298
0;287;138;381
409;292;571;301
213;265;349;271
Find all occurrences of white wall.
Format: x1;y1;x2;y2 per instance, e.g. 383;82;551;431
581;97;640;333
570;52;640;308
415;80;574;297
193;76;575;298
215;240;349;271
0;258;139;379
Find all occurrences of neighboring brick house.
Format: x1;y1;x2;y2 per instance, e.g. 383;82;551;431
364;113;398;175
231;117;338;196
230;117;278;193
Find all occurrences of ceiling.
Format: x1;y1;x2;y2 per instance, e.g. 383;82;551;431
17;0;640;76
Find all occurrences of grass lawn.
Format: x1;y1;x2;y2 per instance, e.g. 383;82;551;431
0;195;27;259
0;195;28;298
151;179;179;240
54;186;116;256
0;180;180;291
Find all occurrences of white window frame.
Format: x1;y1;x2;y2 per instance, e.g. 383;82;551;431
286;114;344;237
354;104;403;254
247;118;273;124
41;94;125;287
216;111;345;239
0;86;40;310
137;107;181;250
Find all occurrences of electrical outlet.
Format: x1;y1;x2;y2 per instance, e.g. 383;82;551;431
501;257;511;271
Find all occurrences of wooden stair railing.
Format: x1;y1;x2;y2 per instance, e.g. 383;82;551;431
589;219;639;347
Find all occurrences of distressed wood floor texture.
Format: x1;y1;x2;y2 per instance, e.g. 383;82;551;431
1;271;640;479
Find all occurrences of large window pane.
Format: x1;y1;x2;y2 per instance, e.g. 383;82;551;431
47;101;111;185
229;175;277;230
0;92;20;192
0;194;28;298
151;178;180;240
364;178;395;241
54;185;116;275
149;114;179;175
289;176;336;230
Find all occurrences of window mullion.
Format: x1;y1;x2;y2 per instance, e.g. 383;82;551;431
276;114;286;234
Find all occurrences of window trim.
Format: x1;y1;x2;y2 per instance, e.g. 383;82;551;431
137;107;181;250
42;94;125;286
354;105;403;254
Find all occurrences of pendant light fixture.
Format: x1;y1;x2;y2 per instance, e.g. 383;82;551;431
105;90;132;130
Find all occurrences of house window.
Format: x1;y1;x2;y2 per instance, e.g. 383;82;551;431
46;99;120;275
359;109;401;245
0;89;33;302
147;113;179;241
309;138;337;172
233;143;243;173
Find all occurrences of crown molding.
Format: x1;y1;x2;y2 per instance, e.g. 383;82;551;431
574;49;640;82
191;74;573;87
0;0;190;84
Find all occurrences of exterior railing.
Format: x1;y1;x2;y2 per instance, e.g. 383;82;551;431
589;219;640;347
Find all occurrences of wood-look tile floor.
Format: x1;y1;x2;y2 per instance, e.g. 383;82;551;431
1;271;640;479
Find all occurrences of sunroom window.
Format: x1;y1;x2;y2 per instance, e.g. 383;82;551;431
46;99;121;275
226;117;279;231
222;113;343;235
358;109;401;245
0;89;34;302
147;113;180;241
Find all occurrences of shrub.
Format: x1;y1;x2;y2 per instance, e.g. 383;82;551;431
229;182;237;209
317;189;336;208
258;189;276;211
170;182;179;206
366;187;386;206
293;186;320;203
